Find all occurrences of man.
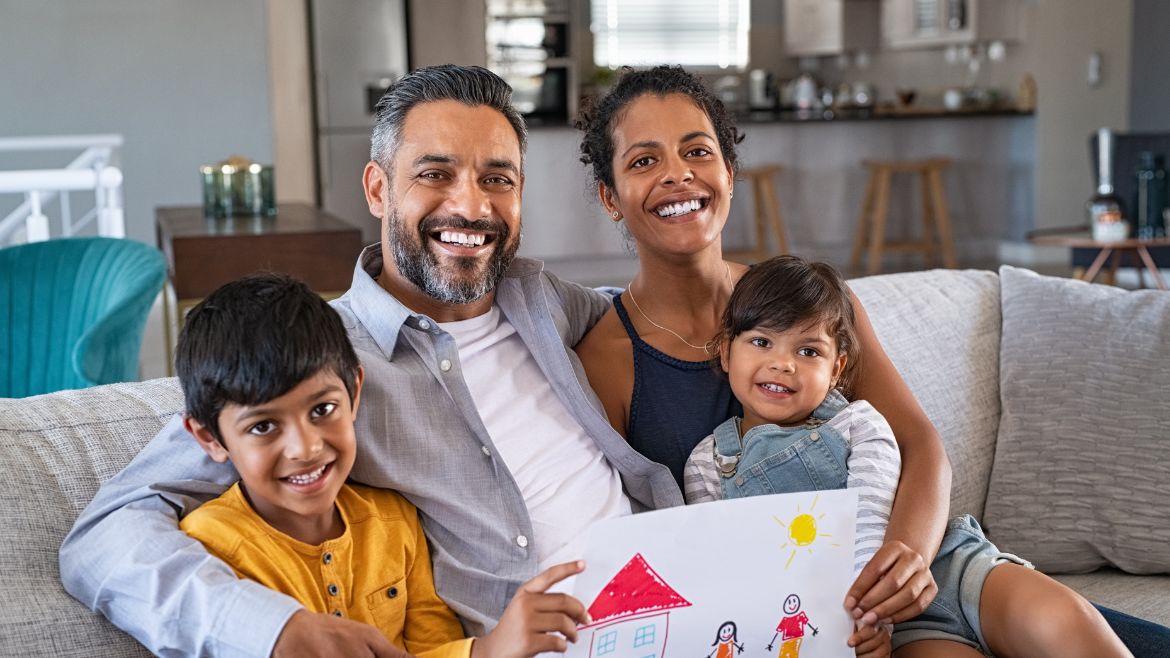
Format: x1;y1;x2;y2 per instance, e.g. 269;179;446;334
59;65;681;658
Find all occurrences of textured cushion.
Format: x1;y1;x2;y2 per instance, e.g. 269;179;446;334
984;266;1170;574
0;378;182;657
1053;570;1170;626
849;269;1002;520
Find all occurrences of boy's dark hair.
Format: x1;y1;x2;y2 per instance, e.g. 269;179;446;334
176;273;360;442
577;65;744;190
717;256;860;394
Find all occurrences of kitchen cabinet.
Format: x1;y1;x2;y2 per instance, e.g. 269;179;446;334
486;0;576;123
784;0;880;57
882;0;1023;49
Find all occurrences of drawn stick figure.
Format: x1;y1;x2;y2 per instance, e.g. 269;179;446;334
765;594;819;658
706;621;745;658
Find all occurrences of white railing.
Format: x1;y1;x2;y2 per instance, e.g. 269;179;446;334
0;134;125;245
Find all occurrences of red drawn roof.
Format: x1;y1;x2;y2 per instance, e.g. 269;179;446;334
586;553;692;625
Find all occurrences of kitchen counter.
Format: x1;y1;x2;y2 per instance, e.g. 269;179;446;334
738;106;1034;123
516;110;1037;287
523;106;1032;129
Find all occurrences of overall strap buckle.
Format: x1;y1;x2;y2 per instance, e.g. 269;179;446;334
713;417;745;479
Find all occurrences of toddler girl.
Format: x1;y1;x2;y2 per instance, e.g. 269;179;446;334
683;255;1129;658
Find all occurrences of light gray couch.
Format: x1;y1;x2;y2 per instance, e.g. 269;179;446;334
1;266;1167;656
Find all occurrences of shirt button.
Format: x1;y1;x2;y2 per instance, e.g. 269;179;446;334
327;583;339;596
481;445;491;457
516;535;529;548
735;476;745;486
810;431;820;441
387;586;399;599
322;552;333;565
418;319;431;331
439;359;452;372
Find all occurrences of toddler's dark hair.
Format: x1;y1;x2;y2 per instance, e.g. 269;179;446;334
176;273;360;442
717;256;859;394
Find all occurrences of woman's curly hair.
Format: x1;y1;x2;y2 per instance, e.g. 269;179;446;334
577;65;744;191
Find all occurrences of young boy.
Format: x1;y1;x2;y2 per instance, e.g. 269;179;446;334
176;273;588;658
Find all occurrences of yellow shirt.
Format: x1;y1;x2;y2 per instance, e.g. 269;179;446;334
181;482;472;658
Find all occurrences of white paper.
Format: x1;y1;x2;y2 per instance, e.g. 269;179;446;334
565;489;858;658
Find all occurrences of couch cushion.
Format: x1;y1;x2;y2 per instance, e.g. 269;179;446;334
0;378;182;657
1052;570;1170;627
984;266;1170;574
849;269;1002;520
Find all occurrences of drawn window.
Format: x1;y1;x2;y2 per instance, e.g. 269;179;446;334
591;0;751;70
597;630;618;655
633;624;656;647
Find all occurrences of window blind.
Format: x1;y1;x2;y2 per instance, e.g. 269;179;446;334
591;0;751;70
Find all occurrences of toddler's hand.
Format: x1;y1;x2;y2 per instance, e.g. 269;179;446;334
848;622;891;658
843;540;937;626
472;561;590;658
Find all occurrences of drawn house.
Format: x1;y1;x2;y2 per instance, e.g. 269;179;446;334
583;553;692;658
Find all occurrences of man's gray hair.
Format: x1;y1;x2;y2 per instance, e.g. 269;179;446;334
370;64;528;168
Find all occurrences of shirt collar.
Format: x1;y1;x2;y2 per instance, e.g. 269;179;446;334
344;244;546;358
345;245;414;359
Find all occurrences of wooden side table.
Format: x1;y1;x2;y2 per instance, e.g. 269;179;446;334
156;203;365;374
1028;232;1170;290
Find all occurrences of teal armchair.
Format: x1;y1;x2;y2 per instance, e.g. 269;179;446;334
0;237;166;397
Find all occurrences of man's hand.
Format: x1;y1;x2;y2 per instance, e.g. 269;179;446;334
844;540;938;626
471;561;590;658
273;610;411;658
848;623;892;658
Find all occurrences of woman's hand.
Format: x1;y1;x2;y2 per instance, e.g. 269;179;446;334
844;540;938;626
848;622;892;658
471;561;590;658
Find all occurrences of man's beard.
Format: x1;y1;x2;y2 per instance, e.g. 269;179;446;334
387;211;520;305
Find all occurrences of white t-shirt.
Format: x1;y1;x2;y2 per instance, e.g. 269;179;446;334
441;307;632;569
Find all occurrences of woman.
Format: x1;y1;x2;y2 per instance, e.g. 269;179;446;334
573;65;1165;657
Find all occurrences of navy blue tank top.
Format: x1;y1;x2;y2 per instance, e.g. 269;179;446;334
613;293;742;488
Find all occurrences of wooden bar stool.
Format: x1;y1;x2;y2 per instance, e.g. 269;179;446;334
849;158;957;275
726;164;790;263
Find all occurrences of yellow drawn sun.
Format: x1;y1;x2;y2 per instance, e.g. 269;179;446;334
773;494;841;569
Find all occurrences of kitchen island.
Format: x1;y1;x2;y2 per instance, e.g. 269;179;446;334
517;109;1036;286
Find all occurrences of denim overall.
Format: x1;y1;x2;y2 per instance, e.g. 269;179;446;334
713;390;851;499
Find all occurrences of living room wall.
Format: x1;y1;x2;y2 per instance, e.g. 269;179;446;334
1129;0;1170;132
0;0;275;246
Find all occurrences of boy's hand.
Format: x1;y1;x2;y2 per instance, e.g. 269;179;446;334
273;610;412;658
472;561;590;658
848;623;891;658
844;540;937;626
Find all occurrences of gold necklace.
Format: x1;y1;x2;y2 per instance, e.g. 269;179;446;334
626;262;733;354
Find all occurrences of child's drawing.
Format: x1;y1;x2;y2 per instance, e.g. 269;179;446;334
565;489;858;658
765;594;819;658
706;621;744;658
581;553;692;658
774;494;840;569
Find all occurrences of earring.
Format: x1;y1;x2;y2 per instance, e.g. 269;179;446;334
612;211;621;220
729;190;734;199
